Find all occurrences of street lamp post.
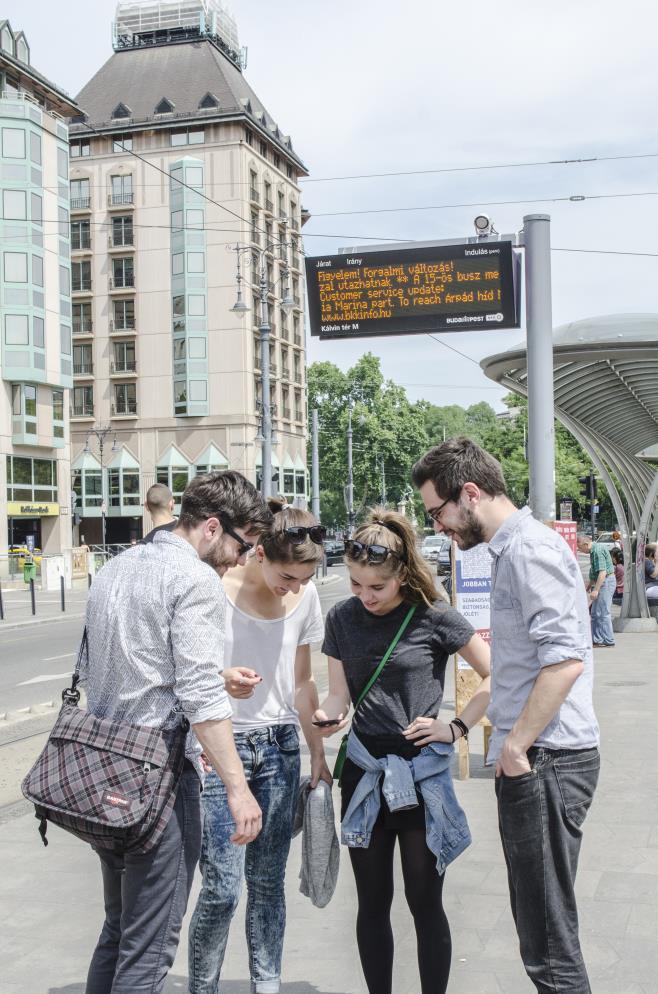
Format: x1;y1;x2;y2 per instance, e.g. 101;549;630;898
83;426;117;548
229;231;294;499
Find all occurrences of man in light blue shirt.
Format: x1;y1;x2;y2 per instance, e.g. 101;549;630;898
414;437;599;994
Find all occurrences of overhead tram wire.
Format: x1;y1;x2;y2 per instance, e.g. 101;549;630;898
299;149;658;184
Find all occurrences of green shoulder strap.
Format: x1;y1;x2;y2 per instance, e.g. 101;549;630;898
333;604;417;783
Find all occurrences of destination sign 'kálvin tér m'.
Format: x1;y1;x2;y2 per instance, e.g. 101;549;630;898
305;241;520;340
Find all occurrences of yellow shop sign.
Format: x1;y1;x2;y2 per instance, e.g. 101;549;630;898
7;502;60;518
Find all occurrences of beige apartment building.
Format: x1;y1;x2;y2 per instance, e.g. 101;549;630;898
69;0;309;543
0;21;79;570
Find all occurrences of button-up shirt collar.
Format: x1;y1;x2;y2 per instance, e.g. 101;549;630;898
488;505;533;558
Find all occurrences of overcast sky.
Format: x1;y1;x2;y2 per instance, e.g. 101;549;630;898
9;0;658;410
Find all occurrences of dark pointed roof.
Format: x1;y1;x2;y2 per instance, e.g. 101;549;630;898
72;38;306;171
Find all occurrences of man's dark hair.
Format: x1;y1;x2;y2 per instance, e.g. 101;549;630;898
412;436;508;500
178;471;272;531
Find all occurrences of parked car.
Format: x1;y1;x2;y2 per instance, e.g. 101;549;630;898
421;534;451;575
595;531;620;553
435;536;452;576
323;540;345;566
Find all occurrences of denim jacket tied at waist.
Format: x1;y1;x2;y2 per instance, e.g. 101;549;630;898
341;733;471;875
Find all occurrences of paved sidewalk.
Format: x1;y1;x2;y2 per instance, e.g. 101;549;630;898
2;632;658;993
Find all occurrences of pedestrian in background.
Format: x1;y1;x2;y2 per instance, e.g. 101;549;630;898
81;471;271;994
314;508;490;994
611;548;624;604
189;501;330;994
413;437;599;994
141;481;177;543
577;533;616;647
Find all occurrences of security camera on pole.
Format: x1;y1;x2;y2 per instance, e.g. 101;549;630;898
229;227;295;498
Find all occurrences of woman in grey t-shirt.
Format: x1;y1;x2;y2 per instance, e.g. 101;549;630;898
314;509;490;994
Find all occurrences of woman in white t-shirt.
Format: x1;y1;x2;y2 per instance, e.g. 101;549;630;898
188;502;329;994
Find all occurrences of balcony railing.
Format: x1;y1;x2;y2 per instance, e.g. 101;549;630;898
71;404;94;418
293;294;301;306
73;362;94;376
294;334;302;346
111;399;137;416
73;320;93;336
110;318;135;333
251;231;260;246
281;366;290;381
72;279;92;293
291;253;300;269
70;196;91;210
294;410;303;422
108;192;134;207
265;198;274;213
249;188;260;204
282;406;291;419
109;274;135;290
111;360;137;374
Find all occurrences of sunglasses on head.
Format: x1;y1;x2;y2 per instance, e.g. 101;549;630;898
344;540;406;565
283;525;327;546
221;520;253;557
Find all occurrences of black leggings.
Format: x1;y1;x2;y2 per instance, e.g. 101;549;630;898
348;824;451;994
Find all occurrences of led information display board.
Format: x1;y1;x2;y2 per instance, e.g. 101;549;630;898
305;240;520;340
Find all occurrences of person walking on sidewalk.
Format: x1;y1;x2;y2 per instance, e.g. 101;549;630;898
188;502;330;994
314;509;490;994
413;438;600;994
81;471;272;994
577;533;616;647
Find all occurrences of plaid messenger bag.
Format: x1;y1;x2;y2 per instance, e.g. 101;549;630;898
21;630;190;854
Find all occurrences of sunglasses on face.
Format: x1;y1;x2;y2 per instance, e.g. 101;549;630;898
344;540;406;565
283;525;327;546
221;521;253;558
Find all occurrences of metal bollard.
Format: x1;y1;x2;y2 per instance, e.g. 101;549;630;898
29;577;36;615
0;580;4;621
87;572;92;589
60;574;66;613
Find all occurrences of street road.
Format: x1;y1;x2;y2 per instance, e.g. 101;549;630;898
0;567;351;714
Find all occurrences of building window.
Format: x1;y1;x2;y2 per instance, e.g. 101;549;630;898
187;208;203;228
4;252;27;283
251;213;259;244
2;127;25;158
245;128;254;146
199;92;218;109
70;178;90;210
73;302;92;335
111;215;133;246
32;254;44;287
71;218;91;250
187;252;205;273
57;147;68;179
113;134;133;152
113;299;134;330
112;340;136;373
109;467;140;507
188;295;205;315
72;467;101;508
156;97;175;115
60;265;70;296
173;338;185;360
70;140;90;158
33;316;44;348
73;343;92;375
172;253;184;276
3;189;26;219
186;166;203;187
188;338;206;358
52;390;64;439
295;470;306;496
30;132;41;165
113;382;136;415
6;455;58;502
31;192;42;224
58;205;69;236
259;140;267;158
71;384;93;417
170;128;204;147
111;103;132;120
5;314;29;345
189;380;207;402
72;259;91;292
156;464;190;504
110;174;133;206
60;324;71;355
111;257;134;289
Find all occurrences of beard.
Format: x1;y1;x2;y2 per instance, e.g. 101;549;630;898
452;506;487;550
201;535;238;575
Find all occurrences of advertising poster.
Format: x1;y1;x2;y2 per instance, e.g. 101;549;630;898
553;520;578;558
453;543;492;669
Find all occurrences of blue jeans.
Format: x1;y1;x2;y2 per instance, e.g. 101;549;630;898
188;724;300;994
496;747;600;993
86;766;202;994
590;573;616;645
